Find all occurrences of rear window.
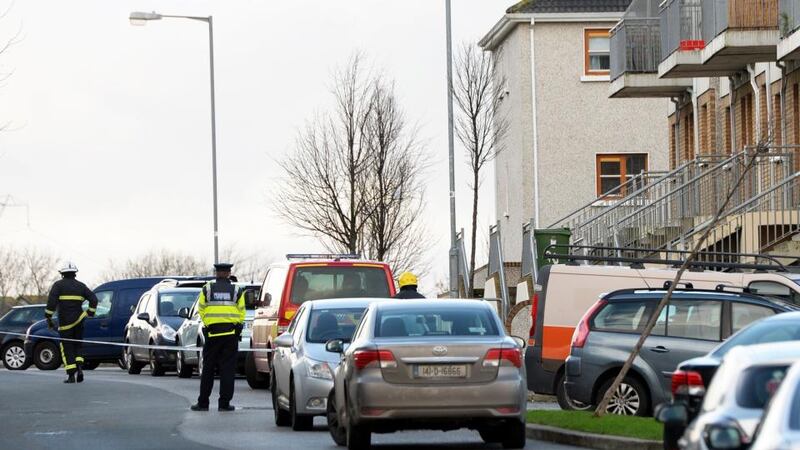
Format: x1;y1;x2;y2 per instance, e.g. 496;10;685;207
158;291;199;317
736;364;789;409
306;307;365;343
591;301;649;332
375;307;499;338
290;266;390;305
712;319;800;358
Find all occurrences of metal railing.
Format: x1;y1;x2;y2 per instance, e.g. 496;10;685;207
702;0;779;42
660;0;704;60
611;18;662;80
780;0;800;37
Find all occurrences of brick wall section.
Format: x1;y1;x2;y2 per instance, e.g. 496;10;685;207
698;89;717;155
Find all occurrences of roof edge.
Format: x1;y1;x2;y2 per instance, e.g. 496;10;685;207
479;13;531;50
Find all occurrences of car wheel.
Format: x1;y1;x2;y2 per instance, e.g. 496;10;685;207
245;352;268;389
327;392;347;446
556;372;593;411
176;347;193;379
596;376;650;417
2;341;29;370
346;422;371;450
478;428;503;444
501;420;526;449
272;371;291;427
33;341;61;371
149;348;166;377
126;343;143;375
290;378;314;431
81;360;100;370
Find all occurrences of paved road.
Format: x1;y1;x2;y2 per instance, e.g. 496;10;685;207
0;366;584;450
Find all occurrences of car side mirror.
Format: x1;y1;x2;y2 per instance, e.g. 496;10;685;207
705;424;745;450
326;339;345;354
177;308;190;319
256;293;271;308
655;403;688;426
511;336;527;349
274;333;293;348
137;312;151;322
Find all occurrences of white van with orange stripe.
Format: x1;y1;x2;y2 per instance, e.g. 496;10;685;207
528;263;800;409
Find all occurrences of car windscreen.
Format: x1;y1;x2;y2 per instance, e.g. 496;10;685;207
159;291;199;317
306;307;365;343
736;364;789;409
290;266;390;305
374;307;499;338
712;318;800;358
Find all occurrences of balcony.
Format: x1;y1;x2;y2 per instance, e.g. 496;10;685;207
778;0;800;60
658;0;713;78
700;0;779;72
609;0;692;98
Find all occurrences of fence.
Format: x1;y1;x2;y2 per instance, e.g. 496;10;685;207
611;18;662;80
702;0;779;42
660;0;704;58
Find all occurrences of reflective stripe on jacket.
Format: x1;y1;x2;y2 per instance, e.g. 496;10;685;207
198;280;246;329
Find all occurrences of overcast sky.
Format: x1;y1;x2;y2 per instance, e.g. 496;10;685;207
0;0;509;293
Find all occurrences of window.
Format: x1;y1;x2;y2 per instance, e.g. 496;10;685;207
290;266;391;305
6;307;43;325
736;364;789;409
596;153;648;197
712;318;800;358
136;294;150;314
584;29;610;76
86;291;113;319
750;280;800;304
262;267;287;306
158;291;200;317
653;300;722;341
374;307;499;338
591;301;649;332
731;303;775;334
306;307;366;343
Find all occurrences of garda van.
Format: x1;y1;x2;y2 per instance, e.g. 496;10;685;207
526;261;800;410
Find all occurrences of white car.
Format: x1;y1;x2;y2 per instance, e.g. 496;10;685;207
271;297;391;431
677;341;800;450
748;361;800;450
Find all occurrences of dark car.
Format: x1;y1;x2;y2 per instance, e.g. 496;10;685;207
661;311;800;449
24;277;193;371
563;286;798;417
0;305;47;370
124;282;200;376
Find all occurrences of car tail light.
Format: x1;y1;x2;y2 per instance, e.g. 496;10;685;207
671;370;705;396
483;348;522;368
571;299;606;349
528;293;539;346
353;349;396;370
277;306;297;329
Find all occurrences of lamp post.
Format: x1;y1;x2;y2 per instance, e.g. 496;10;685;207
445;0;458;298
130;11;220;264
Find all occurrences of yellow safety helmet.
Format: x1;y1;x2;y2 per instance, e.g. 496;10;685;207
398;272;418;288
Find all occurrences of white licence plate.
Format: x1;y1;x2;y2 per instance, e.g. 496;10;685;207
415;364;467;378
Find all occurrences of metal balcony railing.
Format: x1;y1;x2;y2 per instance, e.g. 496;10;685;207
780;0;800;37
702;0;779;42
611;18;662;80
660;0;704;60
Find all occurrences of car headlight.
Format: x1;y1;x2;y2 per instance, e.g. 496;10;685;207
160;324;177;342
307;359;333;380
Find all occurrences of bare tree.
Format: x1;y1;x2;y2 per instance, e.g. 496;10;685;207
0;246;19;298
103;249;207;281
220;244;275;284
361;78;429;275
594;141;769;417
277;53;430;275
18;247;59;297
452;43;508;293
277;54;374;254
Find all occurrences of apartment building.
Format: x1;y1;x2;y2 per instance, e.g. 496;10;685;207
557;0;800;262
479;0;669;261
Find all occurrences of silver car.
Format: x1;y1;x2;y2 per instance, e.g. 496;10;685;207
174;283;259;378
271;298;390;431
673;341;800;450
328;299;527;450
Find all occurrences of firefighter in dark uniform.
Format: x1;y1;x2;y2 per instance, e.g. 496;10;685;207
191;263;246;412
393;272;426;299
45;262;99;384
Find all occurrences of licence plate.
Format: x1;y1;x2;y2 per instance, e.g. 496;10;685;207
415;365;467;378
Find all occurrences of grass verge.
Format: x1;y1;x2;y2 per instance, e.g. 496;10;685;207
526;410;662;441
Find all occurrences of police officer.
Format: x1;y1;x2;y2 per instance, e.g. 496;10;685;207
45;262;98;384
393;272;425;299
191;263;246;412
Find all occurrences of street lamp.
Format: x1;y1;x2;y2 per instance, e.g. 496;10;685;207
129;11;221;264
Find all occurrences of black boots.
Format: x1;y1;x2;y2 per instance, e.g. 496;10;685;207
218;404;236;412
64;374;75;384
190;403;209;411
76;366;84;383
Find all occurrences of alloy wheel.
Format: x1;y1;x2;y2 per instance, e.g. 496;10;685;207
605;382;641;415
39;347;54;364
4;345;26;369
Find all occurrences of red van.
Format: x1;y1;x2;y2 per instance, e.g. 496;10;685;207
246;254;395;388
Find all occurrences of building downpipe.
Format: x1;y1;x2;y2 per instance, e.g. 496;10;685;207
729;76;737;153
529;18;540;227
748;64;762;143
778;61;788;147
671;97;681;167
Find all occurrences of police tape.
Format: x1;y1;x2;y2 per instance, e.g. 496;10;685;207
0;330;274;353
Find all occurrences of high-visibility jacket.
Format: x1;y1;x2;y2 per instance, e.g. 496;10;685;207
198;279;246;338
45;277;99;331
